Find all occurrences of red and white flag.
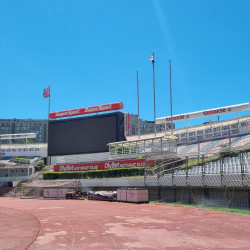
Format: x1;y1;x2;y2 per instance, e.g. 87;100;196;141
43;86;50;98
149;54;154;61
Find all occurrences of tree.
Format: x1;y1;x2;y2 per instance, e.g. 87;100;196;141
34;159;45;171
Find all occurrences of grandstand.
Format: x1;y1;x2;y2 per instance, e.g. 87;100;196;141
128;114;250;158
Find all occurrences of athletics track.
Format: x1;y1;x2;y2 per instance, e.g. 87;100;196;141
1;197;250;249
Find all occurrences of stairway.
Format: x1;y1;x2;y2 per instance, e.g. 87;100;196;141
3;165;53;197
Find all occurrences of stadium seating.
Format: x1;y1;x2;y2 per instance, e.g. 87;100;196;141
174;153;250;176
177;134;250;158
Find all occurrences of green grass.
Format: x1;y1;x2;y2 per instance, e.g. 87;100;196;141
150;202;250;216
180;154;221;169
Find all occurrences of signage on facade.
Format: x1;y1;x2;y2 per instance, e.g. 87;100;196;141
0;181;13;188
54;158;155;172
156;103;250;124
175;121;250;144
49;102;124;119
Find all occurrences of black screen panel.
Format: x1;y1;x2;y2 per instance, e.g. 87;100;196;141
48;112;126;156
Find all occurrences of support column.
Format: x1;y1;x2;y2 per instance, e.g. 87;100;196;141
189;187;191;204
160;138;163;155
248;189;250;210
158;186;161;202
186;156;188;186
221;157;223;186
204;188;209;200
198;137;200;163
202;155;205;186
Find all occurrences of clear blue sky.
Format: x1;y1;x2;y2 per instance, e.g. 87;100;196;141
1;1;250;128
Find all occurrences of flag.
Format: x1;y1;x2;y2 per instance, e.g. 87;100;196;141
149;54;155;63
43;86;50;98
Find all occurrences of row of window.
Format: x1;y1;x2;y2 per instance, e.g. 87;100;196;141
1;148;40;152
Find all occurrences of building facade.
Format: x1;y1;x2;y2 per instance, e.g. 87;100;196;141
0;118;48;143
127;114;175;135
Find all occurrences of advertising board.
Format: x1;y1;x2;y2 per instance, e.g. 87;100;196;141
49;102;124;119
156;103;250;124
175;121;250;144
54;158;155;172
0;182;13;188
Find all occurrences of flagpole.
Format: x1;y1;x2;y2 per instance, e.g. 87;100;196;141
169;60;173;135
47;86;50;165
152;53;156;137
137;71;140;139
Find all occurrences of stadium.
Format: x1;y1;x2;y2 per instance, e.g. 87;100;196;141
1;101;250;249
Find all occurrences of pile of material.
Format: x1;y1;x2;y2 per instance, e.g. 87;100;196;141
87;191;117;201
66;190;87;199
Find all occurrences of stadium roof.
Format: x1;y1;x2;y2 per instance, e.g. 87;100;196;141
126;114;250;141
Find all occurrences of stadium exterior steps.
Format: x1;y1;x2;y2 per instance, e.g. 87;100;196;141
2;165;53;197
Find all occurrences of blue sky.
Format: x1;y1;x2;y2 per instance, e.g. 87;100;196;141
1;1;250;128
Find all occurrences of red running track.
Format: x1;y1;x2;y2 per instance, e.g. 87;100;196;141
1;197;250;249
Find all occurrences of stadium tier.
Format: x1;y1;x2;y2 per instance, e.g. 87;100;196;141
172;153;250;176
177;134;250;158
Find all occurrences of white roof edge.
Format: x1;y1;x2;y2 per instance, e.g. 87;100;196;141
156;102;250;122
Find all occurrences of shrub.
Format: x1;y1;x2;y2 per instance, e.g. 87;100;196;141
43;167;144;180
10;158;30;164
34;160;45;171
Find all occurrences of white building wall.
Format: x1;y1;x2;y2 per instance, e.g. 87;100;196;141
0;144;47;158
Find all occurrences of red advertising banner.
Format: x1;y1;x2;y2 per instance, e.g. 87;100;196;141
54;158;155;172
49;102;124;119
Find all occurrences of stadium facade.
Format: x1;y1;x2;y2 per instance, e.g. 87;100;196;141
1;102;250;167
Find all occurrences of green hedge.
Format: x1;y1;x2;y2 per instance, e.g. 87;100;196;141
43;167;144;180
10;158;30;164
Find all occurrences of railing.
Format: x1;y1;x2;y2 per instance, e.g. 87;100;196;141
145;142;250;177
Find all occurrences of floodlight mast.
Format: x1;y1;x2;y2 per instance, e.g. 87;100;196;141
169;60;173;135
137;71;141;139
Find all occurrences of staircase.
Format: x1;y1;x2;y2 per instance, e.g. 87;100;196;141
3;165;53;197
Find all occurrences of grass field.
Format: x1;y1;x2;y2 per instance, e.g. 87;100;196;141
150;202;250;216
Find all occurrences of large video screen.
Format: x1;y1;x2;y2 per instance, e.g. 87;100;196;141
48;112;126;156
